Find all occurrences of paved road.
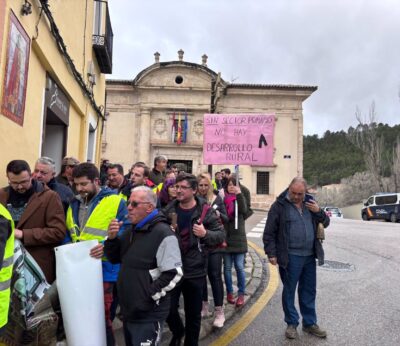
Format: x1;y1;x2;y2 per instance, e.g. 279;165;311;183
204;214;400;346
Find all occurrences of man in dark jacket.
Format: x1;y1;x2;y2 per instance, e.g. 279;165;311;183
220;168;230;189
162;173;225;346
33;156;74;213
100;159;110;186
149;155;168;186
104;186;182;346
120;162;153;201
263;177;330;340
106;163;131;201
56;156;79;188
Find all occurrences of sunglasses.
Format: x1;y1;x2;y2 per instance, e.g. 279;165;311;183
128;201;151;208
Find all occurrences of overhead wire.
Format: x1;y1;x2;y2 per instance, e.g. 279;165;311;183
38;0;105;120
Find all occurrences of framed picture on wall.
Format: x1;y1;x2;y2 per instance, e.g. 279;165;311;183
1;10;30;126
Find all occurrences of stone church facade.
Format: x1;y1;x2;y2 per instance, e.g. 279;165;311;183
103;51;317;208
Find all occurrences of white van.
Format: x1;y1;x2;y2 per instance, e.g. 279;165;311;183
361;193;400;222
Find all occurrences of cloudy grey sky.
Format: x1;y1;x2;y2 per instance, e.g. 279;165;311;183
108;0;400;136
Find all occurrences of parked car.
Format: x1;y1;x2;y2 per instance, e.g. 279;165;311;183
361;193;400;222
323;206;343;218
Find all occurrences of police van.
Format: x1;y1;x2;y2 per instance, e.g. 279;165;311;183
361;193;400;222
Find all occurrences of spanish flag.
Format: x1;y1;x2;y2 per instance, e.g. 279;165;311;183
177;112;182;145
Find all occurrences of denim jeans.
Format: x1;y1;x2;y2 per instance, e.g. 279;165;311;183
223;253;246;295
279;254;317;327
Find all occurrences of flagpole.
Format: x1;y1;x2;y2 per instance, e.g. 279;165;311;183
184;111;188;143
177;112;182;145
235;164;239;230
171;111;176;142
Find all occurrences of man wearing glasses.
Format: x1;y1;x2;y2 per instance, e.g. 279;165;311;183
33;157;74;213
263;177;330;340
162;173;225;346
65;162;129;346
0;160;65;284
104;186;182;346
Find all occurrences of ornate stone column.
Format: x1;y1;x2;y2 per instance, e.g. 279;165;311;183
295;110;303;177
139;108;151;164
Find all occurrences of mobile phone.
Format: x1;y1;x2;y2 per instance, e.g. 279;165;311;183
304;194;315;203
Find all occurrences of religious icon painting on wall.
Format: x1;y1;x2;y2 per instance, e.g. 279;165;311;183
1;10;31;126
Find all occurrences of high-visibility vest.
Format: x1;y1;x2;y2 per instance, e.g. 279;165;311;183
118;191;128;201
0;204;14;329
66;195;121;245
153;183;163;195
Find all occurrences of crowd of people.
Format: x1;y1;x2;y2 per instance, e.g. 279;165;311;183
0;155;253;346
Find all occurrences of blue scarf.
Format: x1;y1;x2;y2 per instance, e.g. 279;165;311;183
135;209;159;229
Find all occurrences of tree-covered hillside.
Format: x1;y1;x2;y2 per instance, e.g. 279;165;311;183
303;124;400;186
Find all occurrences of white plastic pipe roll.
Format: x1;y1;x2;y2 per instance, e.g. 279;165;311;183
55;240;106;346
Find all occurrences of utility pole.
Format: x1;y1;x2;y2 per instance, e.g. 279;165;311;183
208;72;221;175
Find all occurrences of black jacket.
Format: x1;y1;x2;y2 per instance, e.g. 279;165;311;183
263;189;330;268
104;212;182;323
119;179;133;200
224;193;248;254
47;178;74;213
211;194;229;224
240;184;254;220
148;169;165;186
162;196;225;278
0;214;12;269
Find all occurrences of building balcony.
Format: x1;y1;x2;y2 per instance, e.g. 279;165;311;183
93;0;113;74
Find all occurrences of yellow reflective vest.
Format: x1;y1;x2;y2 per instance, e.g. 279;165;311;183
118;191;128;201
66;194;121;244
153;183;163;195
0;204;14;329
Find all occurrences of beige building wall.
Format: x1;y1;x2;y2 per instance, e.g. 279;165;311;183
0;0;110;185
104;55;316;208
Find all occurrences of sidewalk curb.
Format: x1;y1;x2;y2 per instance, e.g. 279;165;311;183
198;242;266;340
253;208;268;212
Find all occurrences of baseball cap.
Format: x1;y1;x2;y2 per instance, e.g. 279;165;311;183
62;157;80;166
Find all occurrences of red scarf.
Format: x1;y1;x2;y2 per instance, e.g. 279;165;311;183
224;192;236;221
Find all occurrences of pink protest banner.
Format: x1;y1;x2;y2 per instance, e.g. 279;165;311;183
203;114;275;166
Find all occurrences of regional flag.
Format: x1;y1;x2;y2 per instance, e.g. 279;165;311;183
183;112;188;143
177;112;182;145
